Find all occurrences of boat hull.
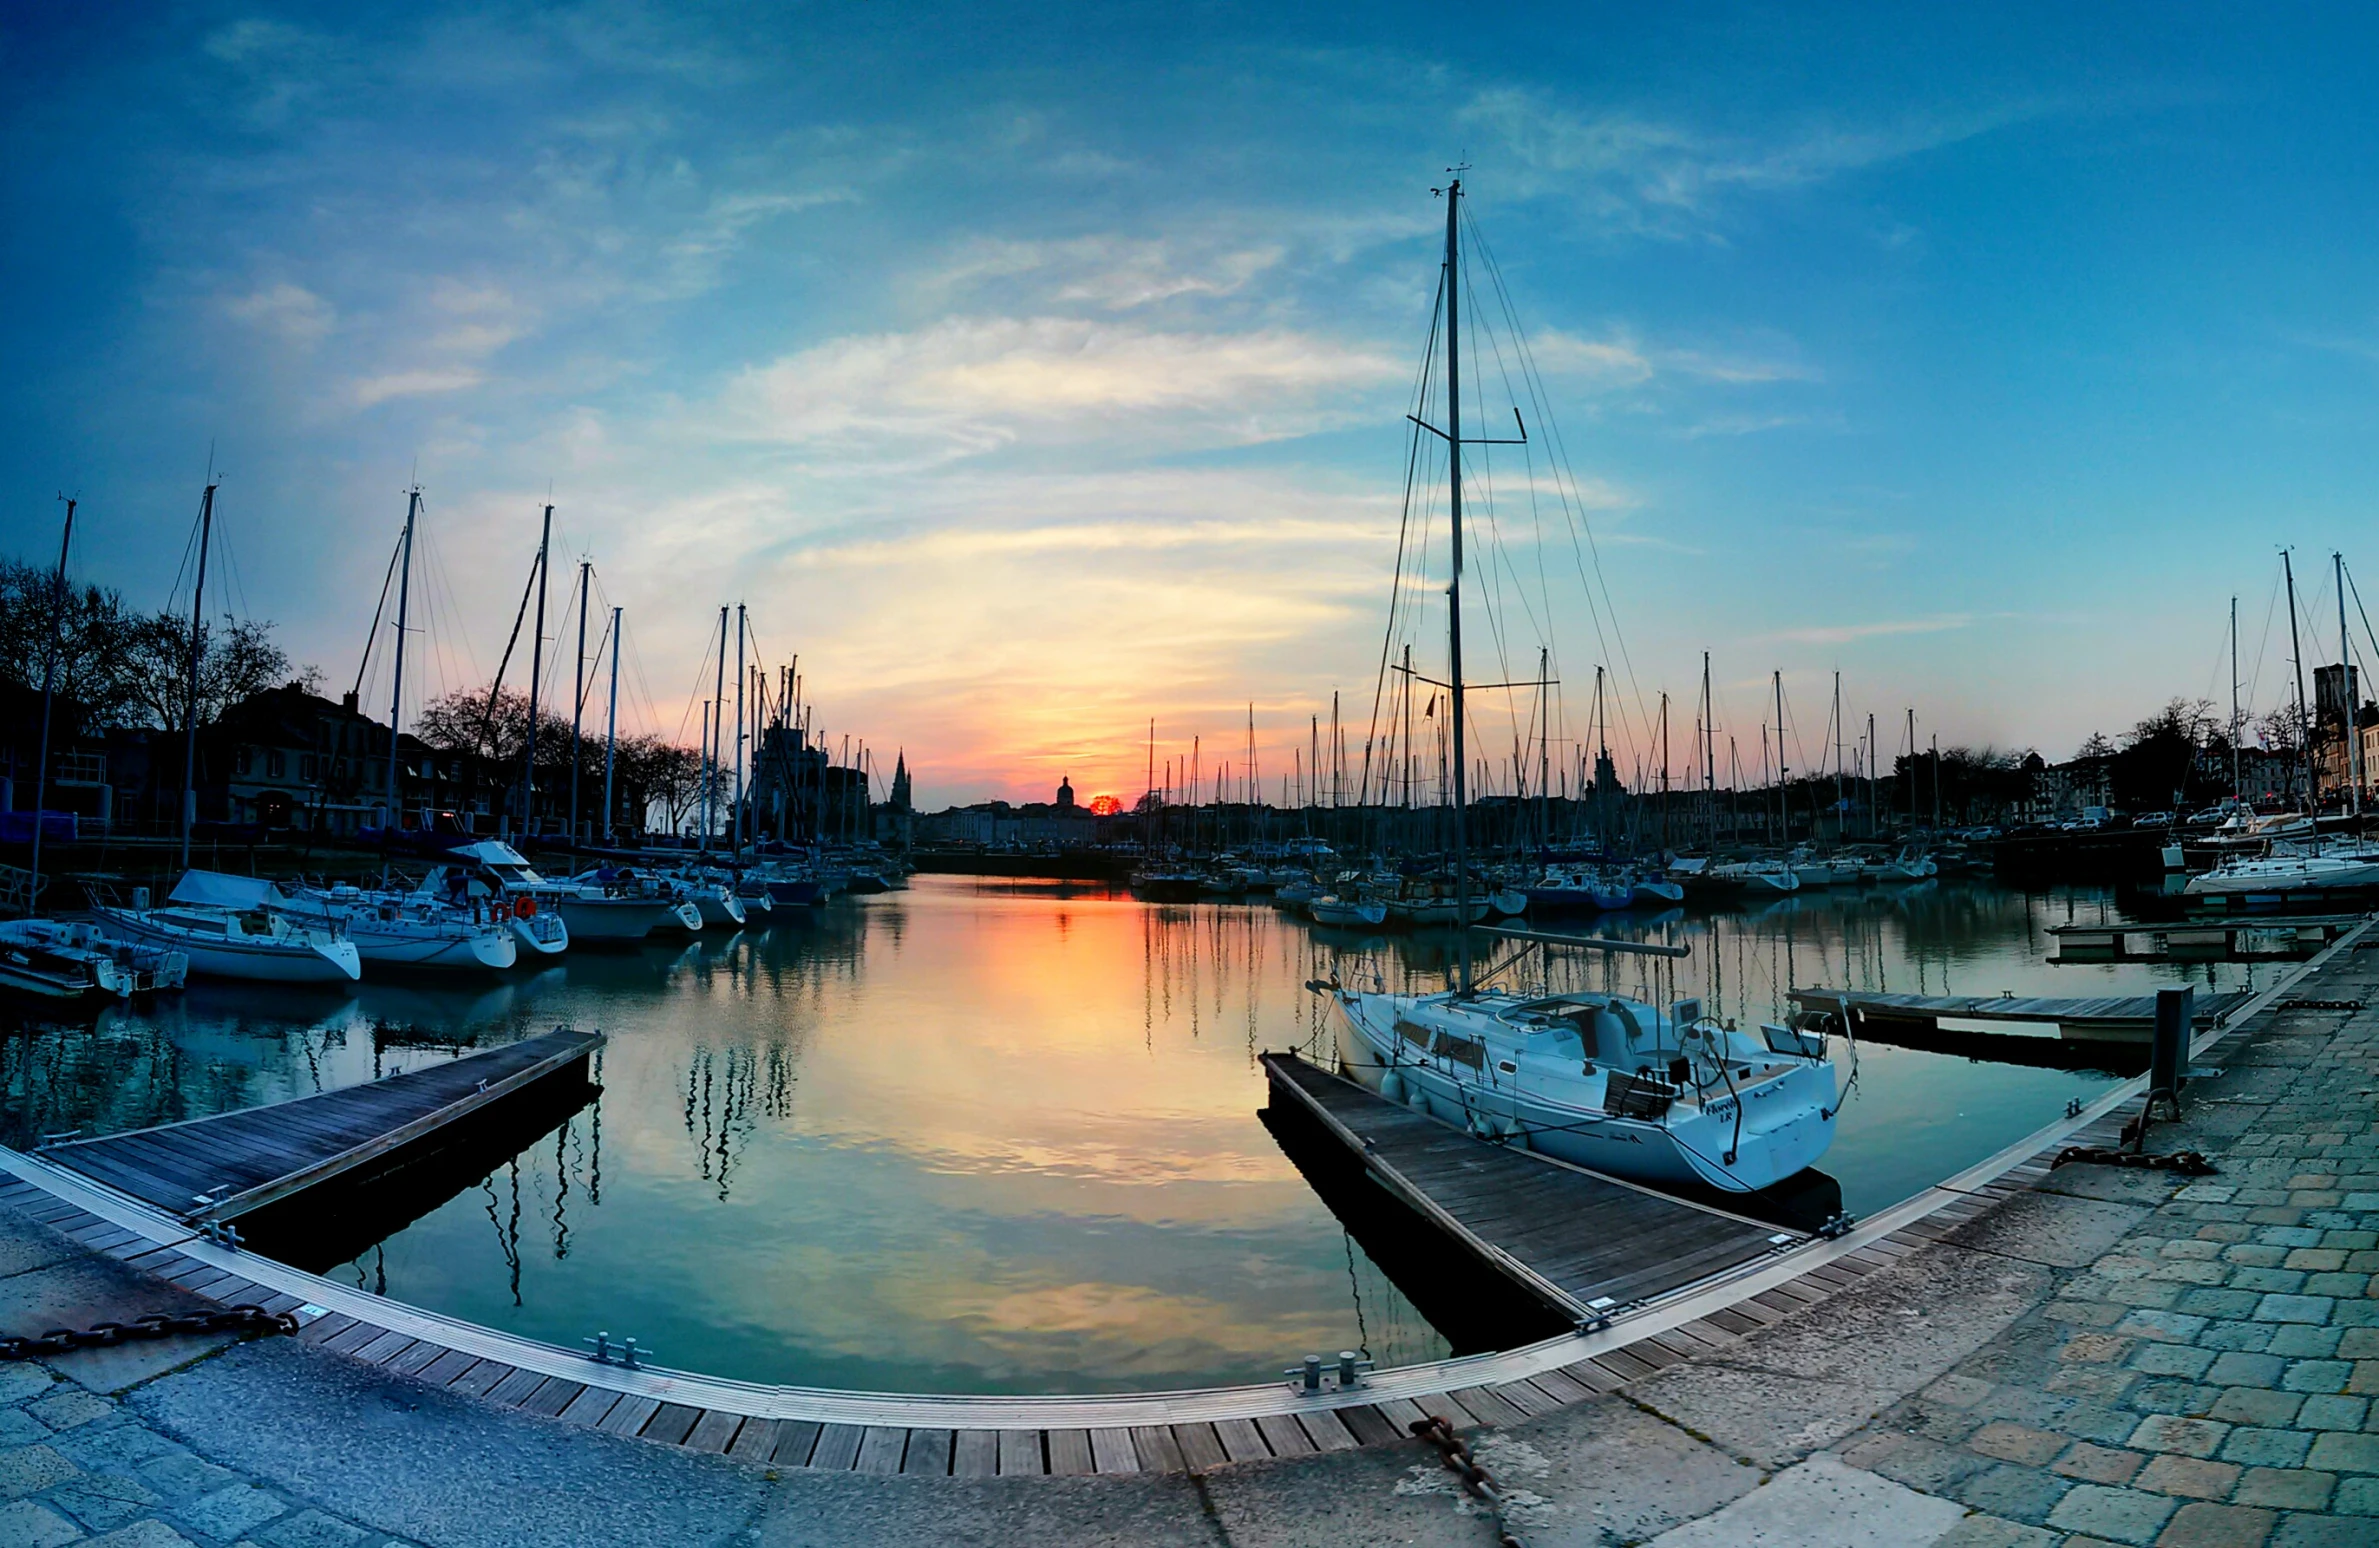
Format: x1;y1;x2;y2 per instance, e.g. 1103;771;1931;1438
1308;899;1389;927
348;928;518;971
554;898;683;941
93;910;360;984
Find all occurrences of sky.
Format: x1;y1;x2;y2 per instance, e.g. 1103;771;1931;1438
6;3;2379;810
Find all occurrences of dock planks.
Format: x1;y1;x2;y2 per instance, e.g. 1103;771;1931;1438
1260;1052;1802;1321
1788;987;2252;1040
40;1029;603;1221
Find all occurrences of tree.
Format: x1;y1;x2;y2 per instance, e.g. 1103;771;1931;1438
0;560;136;727
114;613;315;734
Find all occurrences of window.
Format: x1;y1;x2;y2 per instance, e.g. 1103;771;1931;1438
235;748;252;776
267;751;285;779
296;754;314;780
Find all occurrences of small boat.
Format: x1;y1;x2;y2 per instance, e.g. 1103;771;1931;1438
2184;845;2379;898
1132;870;1206;903
1273;879;1323;907
1308;895;1389;927
1786;848;1857;888
92;873;361;984
1629;877;1686;907
1527;867;1633;912
1322;981;1840;1193
279;884;517;972
1487;887;1530;918
661;871;747;928
568;868;706;933
0;920;186;1001
1885;847;1938;882
423;843;682;942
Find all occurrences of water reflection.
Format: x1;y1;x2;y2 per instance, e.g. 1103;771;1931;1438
0;877;2243;1393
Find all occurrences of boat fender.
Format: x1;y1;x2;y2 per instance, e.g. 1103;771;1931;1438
1380;1070;1407;1105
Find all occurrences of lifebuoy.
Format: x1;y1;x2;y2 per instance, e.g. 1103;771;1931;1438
515;896;536;919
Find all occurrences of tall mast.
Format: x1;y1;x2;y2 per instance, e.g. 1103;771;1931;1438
1867;712;1877;838
569;558;589;842
1700;651;1714;844
603;606;621;840
1773;670;1787;844
521;504;552;837
2230;596;2242;803
386;487;418;832
1832;671;1844;840
1443;176;1472;991
1907;707;1916;830
1537;646;1550;854
734;604;747;856
707;605;727;847
2341;553;2363;818
2285;550;2309;809
29;496;75;909
179;479;217;868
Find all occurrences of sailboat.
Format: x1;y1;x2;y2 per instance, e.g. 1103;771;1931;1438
92;873;361;984
1317;178;1842;1194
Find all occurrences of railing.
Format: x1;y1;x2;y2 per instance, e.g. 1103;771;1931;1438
0;865;49;918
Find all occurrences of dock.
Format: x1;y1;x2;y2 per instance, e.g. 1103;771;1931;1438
1259;1052;1804;1324
1787;987;2250;1043
2047;913;2363;963
39;1028;604;1225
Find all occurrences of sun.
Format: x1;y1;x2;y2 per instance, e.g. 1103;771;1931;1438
1088;794;1123;816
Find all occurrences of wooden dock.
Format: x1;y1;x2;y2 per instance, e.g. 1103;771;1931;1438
1787;987;2252;1046
1259;1052;1804;1323
39;1028;603;1225
2047;914;2362;964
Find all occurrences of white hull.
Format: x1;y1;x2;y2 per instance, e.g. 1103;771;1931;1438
94;909;360;983
511;912;570;955
347;928;517;971
2185;856;2379;896
554;897;683;941
1334;989;1837;1194
1309;898;1389;927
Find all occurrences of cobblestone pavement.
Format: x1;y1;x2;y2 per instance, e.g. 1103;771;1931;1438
0;952;2374;1546
1834;958;2379;1548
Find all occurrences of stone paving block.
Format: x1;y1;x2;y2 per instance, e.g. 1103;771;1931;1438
2333;1475;2379;1514
2337;1329;2379;1358
2302;1274;2368;1298
2281;1361;2351;1393
2051;1366;2143;1401
1953;1461;2071;1525
85;1523;198;1547
2131;1416;2230;1458
2271;1511;2379;1546
0;1444;78;1499
1868;1434;1993;1493
2220;1428;2315;1469
0;1499;80;1548
1932;1515;2058;1547
2205;1352;2287;1388
2127;1379;2217;1417
48;1424;180;1473
135;1452;236;1504
2065;1334;2136;1365
2178;1290;2264;1320
2286;1250;2349;1272
0;1370;54;1405
179;1483;286;1541
48;1470;163;1530
1927;1375;1996;1407
2130;1345;2218;1380
2232;1268;2310;1294
2133;1453;2241;1500
2293;1395;2367;1431
0;1411;44;1448
26;1389;112;1432
2256;1296;2335;1324
255;1506;374;1548
2227;1246;2291;1268
1970;1422;2069;1466
2061;1403;2154;1446
2234;1467;2335;1510
2118;1311;2210;1344
2267;1326;2344;1358
2304;1431;2379;1473
2051;1442;2147;1485
2197;1321;2277;1353
2150;1501;2275;1547
2046;1482;2178;1543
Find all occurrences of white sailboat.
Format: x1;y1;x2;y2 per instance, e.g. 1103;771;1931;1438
1320;179;1841;1195
276;884;518;971
420;842;684;941
0;920;186;1001
92;873;360;984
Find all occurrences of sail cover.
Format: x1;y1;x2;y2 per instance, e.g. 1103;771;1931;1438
168;871;284;909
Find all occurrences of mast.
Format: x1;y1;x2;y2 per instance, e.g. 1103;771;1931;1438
1538;646;1550;855
2285;550;2309;809
2339;553;2361;819
734;604;747;856
1700;651;1714;844
179;479;218;868
521;504;552;837
1832;671;1844;842
29;496;75;910
1907;707;1916;831
569;558;589;842
1867;712;1877;838
707;605;727;847
1442;176;1474;991
603;606;620;840
2230;596;2241;804
1773;670;1787;844
384;487;419;832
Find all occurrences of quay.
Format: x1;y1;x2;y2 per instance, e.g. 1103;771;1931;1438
0;932;2372;1544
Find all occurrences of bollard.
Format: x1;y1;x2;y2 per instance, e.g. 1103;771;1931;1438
1337;1350;1375;1389
2143;986;2192;1133
1300;1354;1322;1394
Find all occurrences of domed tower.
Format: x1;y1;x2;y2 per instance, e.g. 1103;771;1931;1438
1056;774;1076;811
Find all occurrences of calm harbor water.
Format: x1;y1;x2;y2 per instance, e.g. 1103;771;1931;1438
0;875;2275;1394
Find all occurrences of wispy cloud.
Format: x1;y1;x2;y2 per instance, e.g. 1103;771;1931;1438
1768;614;1977;646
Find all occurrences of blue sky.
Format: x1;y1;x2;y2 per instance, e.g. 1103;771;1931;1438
6;3;2379;805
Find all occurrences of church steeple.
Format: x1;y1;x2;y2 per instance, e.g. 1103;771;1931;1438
1056;772;1075;810
890;750;912;811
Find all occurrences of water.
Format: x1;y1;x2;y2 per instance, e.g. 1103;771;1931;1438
0;876;2276;1394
